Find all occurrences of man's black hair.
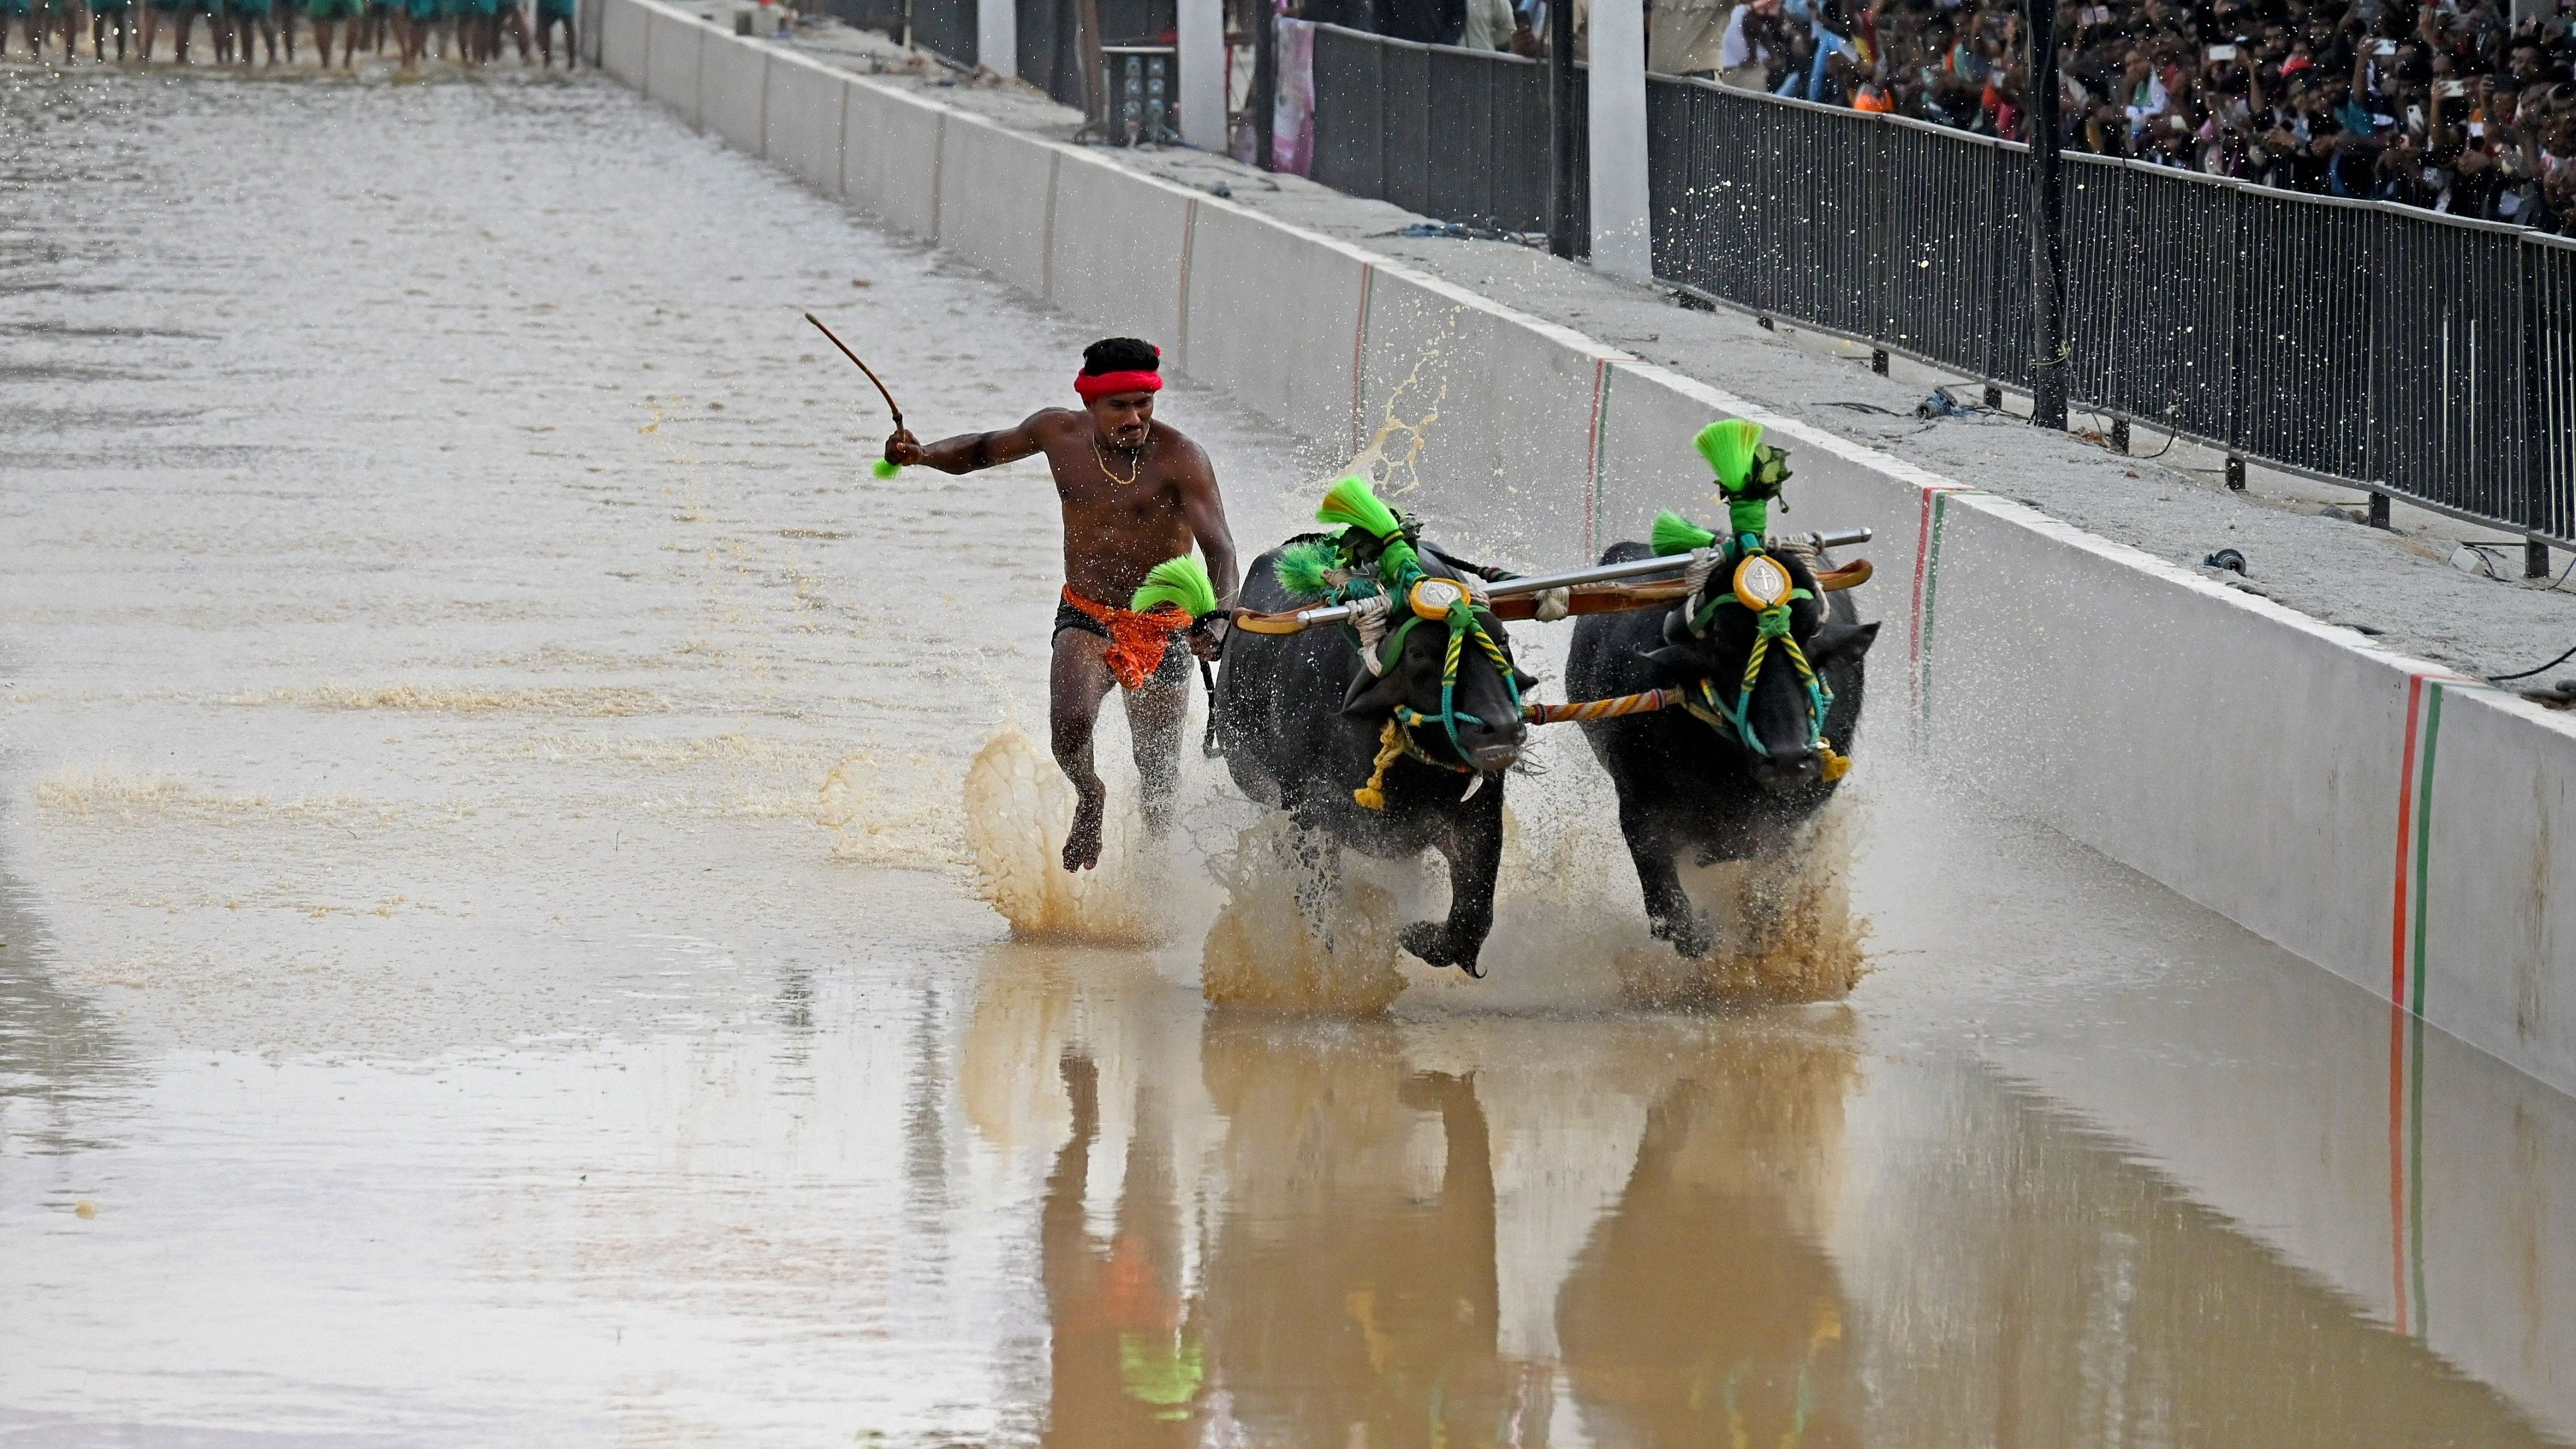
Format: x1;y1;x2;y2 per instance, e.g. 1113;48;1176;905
1082;337;1162;374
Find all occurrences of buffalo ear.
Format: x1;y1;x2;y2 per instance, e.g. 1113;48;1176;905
1812;619;1881;664
1513;668;1541;693
1638;644;1702;676
1342;664;1414;719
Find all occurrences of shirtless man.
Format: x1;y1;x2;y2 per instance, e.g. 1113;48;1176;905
884;338;1238;872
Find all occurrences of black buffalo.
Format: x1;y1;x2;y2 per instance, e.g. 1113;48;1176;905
1565;541;1876;956
1215;538;1532;974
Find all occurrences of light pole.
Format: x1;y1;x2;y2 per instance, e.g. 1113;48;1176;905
1548;0;1579;258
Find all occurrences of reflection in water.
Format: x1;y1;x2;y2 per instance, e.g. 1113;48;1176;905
1043;1053;1203;1444
1198;1023;1519;1446
0;860;132;1156
1558;1027;1861;1448
978;968;2571;1449
1870;1083;2567;1449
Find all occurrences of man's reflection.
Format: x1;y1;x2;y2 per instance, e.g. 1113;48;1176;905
1041;1053;1202;1444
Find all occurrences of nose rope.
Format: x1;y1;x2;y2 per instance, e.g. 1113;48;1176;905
1335;576;1521;811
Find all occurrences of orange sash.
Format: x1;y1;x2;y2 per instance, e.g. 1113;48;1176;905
1062;586;1192;690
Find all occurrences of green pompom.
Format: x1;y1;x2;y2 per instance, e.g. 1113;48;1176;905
1693;418;1765;493
1130;555;1218;618
1650;510;1718;557
1273;539;1344;599
1316;474;1402;541
872;458;901;479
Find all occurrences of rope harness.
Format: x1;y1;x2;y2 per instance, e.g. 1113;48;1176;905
1522;533;1851;783
1320;534;1523;811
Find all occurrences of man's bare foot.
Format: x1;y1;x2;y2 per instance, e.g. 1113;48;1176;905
1062;787;1105;872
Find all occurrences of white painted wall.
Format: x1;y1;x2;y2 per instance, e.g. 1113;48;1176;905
977;0;1016;78
1176;0;1226;150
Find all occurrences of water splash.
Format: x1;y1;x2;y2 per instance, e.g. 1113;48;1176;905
1613;799;1870;1007
1344;309;1458;499
1198;818;1408;1016
960;726;1176;946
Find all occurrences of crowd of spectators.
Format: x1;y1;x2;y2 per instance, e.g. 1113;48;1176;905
1313;0;2576;231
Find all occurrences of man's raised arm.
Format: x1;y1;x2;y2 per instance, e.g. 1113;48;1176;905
883;412;1051;475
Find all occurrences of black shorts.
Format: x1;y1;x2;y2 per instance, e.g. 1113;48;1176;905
1053;596;1110;644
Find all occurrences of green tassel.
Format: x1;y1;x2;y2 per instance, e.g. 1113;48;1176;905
1729;497;1769;539
1130;555;1218;618
1273;539;1344;600
872;458;901;479
1694;419;1765;493
1316;474;1402;540
1650;510;1718;557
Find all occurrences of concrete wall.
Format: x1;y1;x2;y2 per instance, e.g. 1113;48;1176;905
588;0;2576;1097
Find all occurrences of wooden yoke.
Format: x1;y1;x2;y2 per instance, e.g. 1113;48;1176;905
1230;557;1873;635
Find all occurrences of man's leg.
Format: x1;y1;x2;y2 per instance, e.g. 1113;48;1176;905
1049;629;1118;873
1121;648;1190;839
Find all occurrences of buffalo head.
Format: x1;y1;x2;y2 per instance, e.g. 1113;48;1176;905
1641;548;1876;792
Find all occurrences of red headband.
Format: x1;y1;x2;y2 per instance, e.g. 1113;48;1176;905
1075;369;1163;402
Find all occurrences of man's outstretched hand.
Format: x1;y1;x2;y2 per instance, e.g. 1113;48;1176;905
883;428;923;467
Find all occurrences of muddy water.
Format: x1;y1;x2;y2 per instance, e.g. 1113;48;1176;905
5;62;2574;1446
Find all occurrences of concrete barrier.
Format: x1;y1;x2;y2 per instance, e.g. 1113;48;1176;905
1178;201;1367;450
642;6;702;124
593;0;2576;1101
936;116;1055;297
1043;150;1193;353
763;53;846;197
700;30;769;156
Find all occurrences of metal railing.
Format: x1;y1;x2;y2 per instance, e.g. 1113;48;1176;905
1303;23;2576;547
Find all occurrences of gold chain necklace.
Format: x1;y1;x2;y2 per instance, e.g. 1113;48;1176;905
1093;428;1147;486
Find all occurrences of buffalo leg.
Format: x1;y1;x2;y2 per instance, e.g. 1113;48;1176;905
1400;805;1501;976
1619;800;1710;956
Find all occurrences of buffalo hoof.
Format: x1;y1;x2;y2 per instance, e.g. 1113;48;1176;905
1400;921;1486;978
1651;911;1713;959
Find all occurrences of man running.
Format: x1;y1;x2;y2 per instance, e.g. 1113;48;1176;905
882;338;1238;872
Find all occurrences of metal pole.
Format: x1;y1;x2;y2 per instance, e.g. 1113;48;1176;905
1251;1;1276;168
1547;0;1579;258
2024;0;2068;431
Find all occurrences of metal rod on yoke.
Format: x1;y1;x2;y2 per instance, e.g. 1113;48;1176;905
803;313;904;427
1237;527;1874;632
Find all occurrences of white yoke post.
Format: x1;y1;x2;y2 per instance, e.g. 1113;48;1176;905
1585;0;1653;281
977;0;1017;76
1177;0;1227;149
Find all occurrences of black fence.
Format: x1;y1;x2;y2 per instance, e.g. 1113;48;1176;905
1304;23;2576;546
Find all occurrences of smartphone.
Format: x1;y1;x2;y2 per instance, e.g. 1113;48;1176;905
2375;37;2398;53
2438;78;2467;96
2208;41;2238;58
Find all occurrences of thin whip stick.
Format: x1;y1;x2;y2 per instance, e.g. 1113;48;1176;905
803;313;903;426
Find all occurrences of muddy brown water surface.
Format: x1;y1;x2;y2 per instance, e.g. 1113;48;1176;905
4;61;2573;1447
